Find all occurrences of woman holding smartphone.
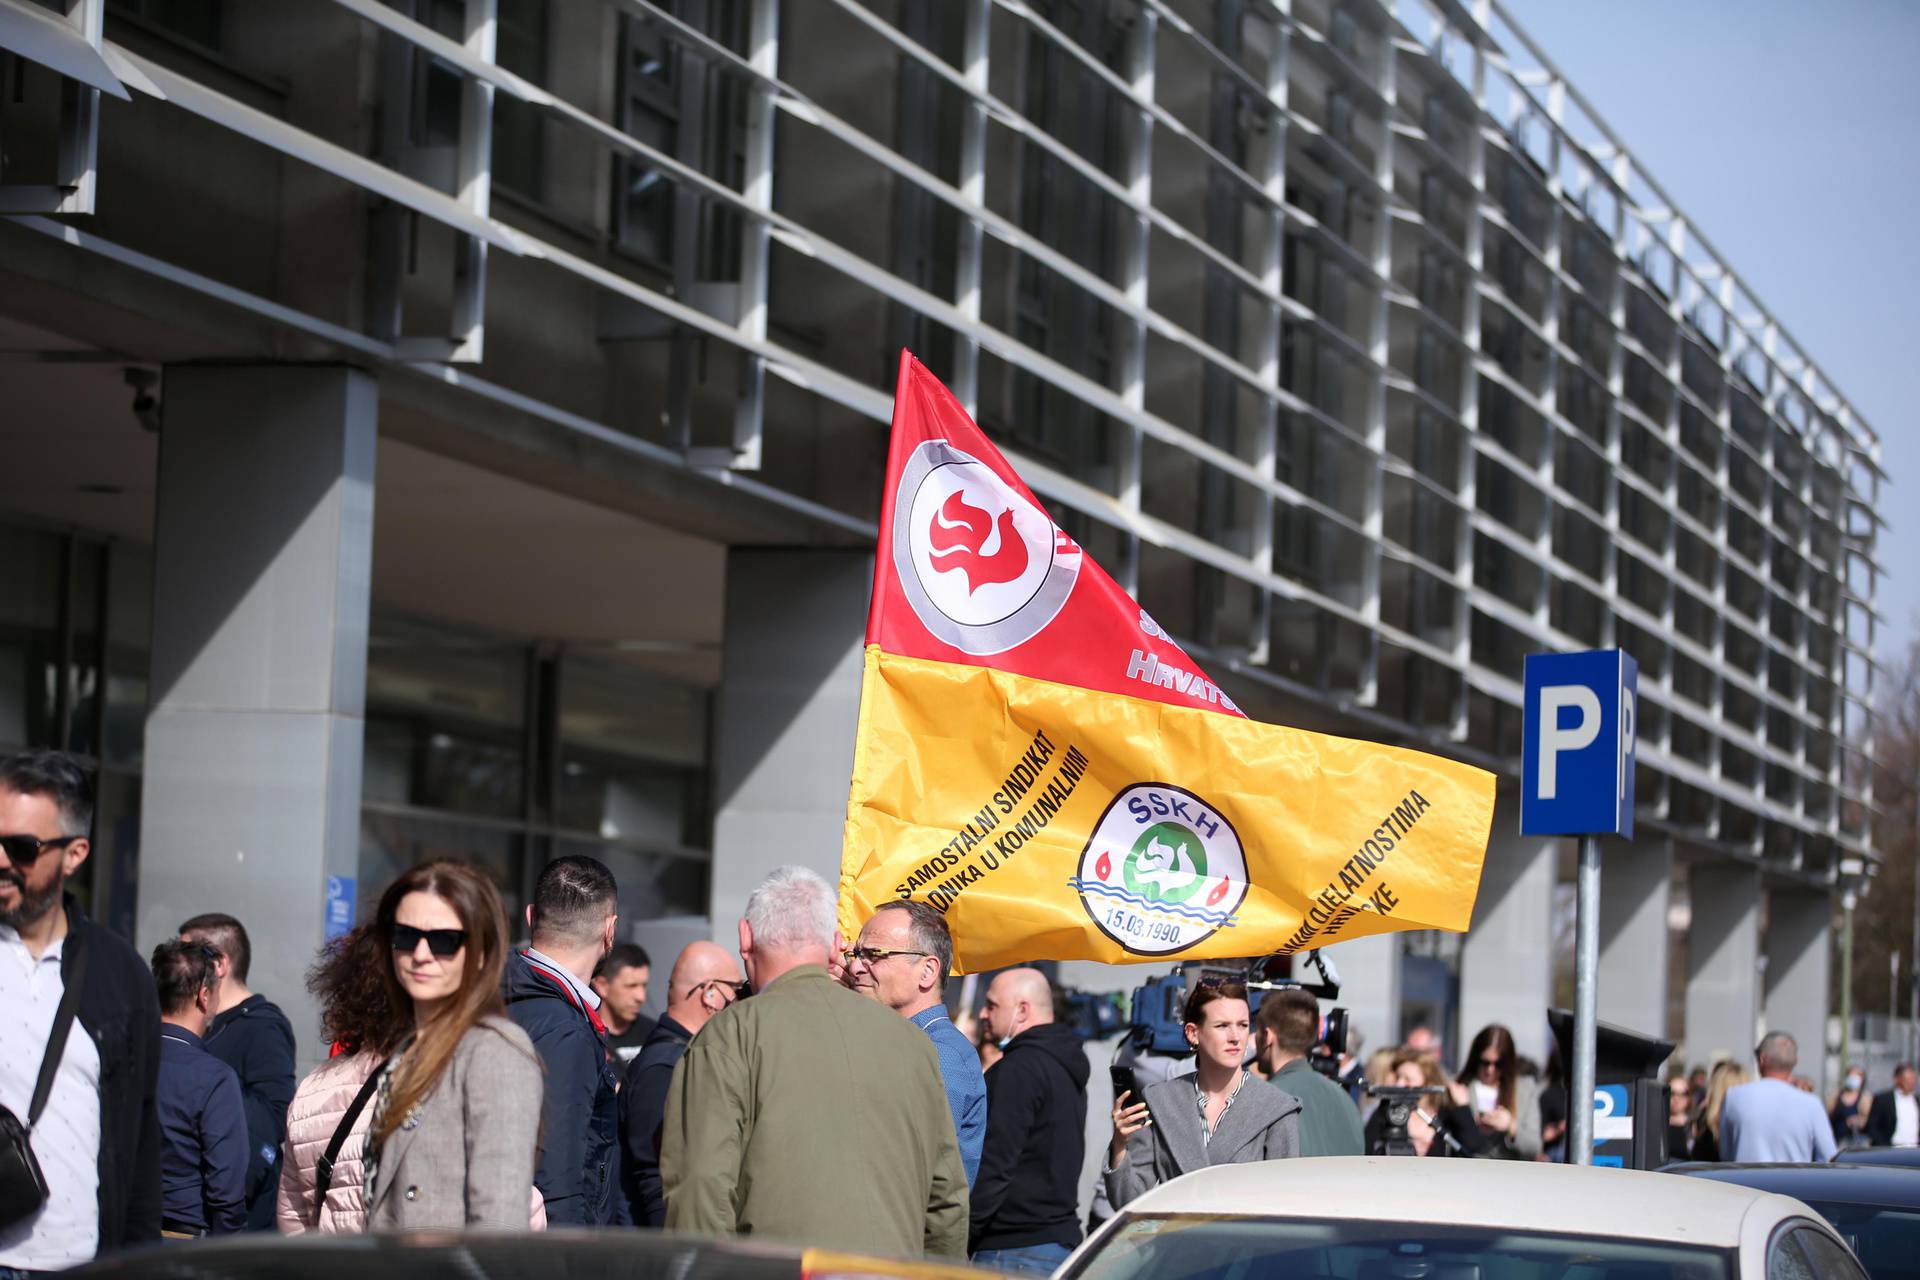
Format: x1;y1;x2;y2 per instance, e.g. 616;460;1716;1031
362;861;543;1230
1105;979;1301;1208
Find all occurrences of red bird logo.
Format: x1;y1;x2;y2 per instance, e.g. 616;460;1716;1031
928;490;1030;594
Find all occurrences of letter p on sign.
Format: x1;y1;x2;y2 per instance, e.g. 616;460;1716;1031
1520;649;1638;838
1538;685;1600;799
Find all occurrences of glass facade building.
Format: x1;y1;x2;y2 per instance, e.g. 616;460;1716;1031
0;0;1879;1068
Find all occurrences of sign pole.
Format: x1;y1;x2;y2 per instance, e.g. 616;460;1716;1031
1570;832;1601;1166
1522;648;1634;1168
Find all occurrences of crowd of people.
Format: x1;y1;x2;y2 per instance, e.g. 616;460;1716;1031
0;744;1869;1277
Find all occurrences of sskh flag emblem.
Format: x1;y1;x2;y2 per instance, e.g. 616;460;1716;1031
839;352;1496;973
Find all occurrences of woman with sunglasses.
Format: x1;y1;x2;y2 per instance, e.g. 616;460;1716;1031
1454;1023;1541;1160
360;861;543;1230
276;921;549;1233
1105;979;1301;1209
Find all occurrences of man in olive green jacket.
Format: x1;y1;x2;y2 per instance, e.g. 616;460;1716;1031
662;866;968;1257
1254;989;1365;1157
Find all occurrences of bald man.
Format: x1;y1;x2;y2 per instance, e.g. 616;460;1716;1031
970;968;1090;1273
619;940;746;1226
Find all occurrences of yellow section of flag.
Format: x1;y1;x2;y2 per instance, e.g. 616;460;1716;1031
839;646;1498;974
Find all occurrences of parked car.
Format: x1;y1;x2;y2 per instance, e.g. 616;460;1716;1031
1666;1163;1920;1279
1061;1157;1864;1280
1838;1146;1920;1170
66;1230;1000;1280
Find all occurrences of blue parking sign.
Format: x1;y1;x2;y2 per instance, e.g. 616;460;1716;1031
325;875;356;941
1521;650;1637;838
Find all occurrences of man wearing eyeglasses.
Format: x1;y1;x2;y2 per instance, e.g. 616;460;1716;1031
618;940;746;1226
0;751;161;1270
844;902;986;1185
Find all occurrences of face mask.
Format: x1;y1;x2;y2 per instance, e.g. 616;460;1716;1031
1846;1074;1864;1090
998;1035;1013;1049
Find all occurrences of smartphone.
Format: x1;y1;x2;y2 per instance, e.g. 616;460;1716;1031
1110;1065;1138;1102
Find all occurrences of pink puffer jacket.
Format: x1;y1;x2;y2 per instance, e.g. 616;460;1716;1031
277;1050;547;1233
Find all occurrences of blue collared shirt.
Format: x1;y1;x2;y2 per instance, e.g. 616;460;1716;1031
156;1024;249;1234
911;1004;987;1185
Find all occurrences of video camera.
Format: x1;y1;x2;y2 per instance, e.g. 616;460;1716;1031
1363;1085;1446;1157
1119;949;1352;1084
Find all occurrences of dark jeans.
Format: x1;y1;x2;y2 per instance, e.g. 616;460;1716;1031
973;1242;1073;1276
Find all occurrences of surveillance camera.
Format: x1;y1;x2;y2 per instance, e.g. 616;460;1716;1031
123;367;160;433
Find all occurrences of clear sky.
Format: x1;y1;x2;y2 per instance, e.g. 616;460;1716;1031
1496;1;1920;675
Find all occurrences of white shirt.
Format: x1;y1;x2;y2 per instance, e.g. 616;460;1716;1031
1893;1090;1918;1147
0;924;102;1270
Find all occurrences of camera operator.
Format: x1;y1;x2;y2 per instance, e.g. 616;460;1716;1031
1364;1053;1488;1158
1253;990;1363;1156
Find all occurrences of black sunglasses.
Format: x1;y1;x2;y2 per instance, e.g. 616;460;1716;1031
0;834;82;867
389;922;469;958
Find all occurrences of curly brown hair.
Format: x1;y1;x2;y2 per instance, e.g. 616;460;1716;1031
306;922;410;1057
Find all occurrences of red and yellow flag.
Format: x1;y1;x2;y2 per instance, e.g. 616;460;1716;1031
839;353;1496;973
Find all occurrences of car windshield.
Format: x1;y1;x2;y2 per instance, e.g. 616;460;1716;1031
1800;1201;1920;1280
1067;1215;1734;1280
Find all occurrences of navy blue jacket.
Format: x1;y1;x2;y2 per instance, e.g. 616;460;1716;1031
156;1025;248;1234
502;950;628;1226
618;1013;693;1226
202;993;296;1231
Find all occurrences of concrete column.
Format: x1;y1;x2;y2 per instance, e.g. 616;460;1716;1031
708;550;869;941
1323;931;1402;1062
1684;862;1762;1065
1597;836;1672;1039
137;365;377;1069
1456;818;1558;1062
1765;887;1834;1092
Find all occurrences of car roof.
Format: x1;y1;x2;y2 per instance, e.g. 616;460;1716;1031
66;1231;1004;1280
1120;1157;1812;1248
1836;1146;1920;1169
1667;1162;1920;1208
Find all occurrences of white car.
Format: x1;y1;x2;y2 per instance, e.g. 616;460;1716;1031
1060;1157;1864;1280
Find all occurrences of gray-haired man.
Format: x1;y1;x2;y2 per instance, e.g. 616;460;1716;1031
661;866;968;1257
845;901;986;1184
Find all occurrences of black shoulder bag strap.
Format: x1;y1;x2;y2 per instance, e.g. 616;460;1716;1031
313;1056;391;1212
0;923;89;1230
29;926;88;1129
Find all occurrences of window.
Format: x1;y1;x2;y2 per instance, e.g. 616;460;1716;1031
492;0;550;200
107;0;222;50
405;0;468;149
1068;1216;1733;1280
614;18;680;266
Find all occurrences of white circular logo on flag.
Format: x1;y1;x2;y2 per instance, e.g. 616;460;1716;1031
893;439;1080;654
1073;783;1250;955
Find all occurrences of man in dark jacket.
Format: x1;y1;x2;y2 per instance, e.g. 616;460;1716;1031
0;751;161;1269
176;912;295;1231
619;939;745;1225
1865;1064;1919;1147
971;967;1089;1273
504;856;628;1226
150;940;248;1237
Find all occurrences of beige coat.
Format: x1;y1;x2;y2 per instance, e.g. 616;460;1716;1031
277;1047;549;1234
365;1017;544;1231
662;965;969;1258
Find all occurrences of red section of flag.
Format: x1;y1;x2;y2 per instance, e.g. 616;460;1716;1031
868;351;1245;718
